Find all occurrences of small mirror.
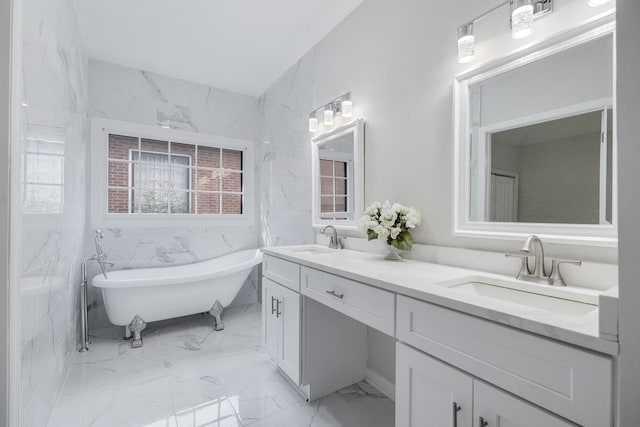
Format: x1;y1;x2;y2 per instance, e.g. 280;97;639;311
312;119;364;229
454;23;616;245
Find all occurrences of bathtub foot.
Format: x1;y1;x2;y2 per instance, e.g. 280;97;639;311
128;315;147;348
209;301;225;331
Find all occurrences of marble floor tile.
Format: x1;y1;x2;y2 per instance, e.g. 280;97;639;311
47;304;394;427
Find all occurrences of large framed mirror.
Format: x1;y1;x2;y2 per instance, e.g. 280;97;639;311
454;19;616;246
312;119;364;230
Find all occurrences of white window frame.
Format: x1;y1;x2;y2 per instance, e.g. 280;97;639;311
91;117;255;228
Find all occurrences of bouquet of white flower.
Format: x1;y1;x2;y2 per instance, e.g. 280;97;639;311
358;201;422;251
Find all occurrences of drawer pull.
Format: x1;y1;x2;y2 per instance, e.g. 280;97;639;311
479;416;488;427
271;296;277;315
452;402;461;427
276;299;282;318
326;290;344;299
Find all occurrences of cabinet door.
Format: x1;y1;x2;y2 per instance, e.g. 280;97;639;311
278;284;301;385
474;381;576;427
262;278;280;361
396;343;473;427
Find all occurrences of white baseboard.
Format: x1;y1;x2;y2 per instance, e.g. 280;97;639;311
365;368;395;401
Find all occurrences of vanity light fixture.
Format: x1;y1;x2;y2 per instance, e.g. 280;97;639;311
456;0;553;63
324;108;335;126
341;100;353;118
511;0;535;39
308;92;353;133
309;116;318;132
588;0;612;6
457;23;475;63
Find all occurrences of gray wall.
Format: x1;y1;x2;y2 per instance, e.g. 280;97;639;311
616;0;640;424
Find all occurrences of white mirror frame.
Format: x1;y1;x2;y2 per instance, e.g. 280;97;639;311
453;16;617;247
312;119;365;230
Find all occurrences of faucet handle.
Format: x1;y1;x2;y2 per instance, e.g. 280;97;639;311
550;259;582;287
505;253;531;280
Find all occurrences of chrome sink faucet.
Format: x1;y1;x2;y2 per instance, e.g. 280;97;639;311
505;235;582;286
520;235;548;283
321;225;343;249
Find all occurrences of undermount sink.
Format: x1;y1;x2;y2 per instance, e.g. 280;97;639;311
441;276;600;317
284;246;338;255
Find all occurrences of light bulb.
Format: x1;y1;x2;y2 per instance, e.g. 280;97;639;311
309;117;318;133
588;0;612;6
324;109;334;126
341;100;353;118
512;0;534;40
457;23;475;64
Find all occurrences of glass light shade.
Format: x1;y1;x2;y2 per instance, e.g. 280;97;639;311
309;117;318;132
341;100;353;118
457;23;475;64
588;0;612;5
512;0;534;40
324;109;334;126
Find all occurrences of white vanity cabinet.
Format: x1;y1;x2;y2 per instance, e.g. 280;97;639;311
396;343;473;427
262;255;302;386
397;343;575;427
262;277;301;385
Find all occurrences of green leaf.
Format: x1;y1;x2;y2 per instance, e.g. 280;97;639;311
367;230;378;241
393;230;414;251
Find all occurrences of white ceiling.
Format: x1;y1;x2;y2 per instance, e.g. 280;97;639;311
74;0;365;97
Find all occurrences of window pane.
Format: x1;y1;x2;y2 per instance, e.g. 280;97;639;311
171;142;196;159
109;189;129;213
335;196;347;213
320;196;334;213
141;138;168;153
320;177;334;197
197;169;220;191
222;172;242;192
197;146;220;169
222;149;242;170
222;194;242;214
169;165;190;192
133;190;169;213
197;192;220;214
320;160;333;176
335;161;347;178
24;185;63;214
335;178;347;196
169;191;191;214
109;134;138;160
108;161;129;187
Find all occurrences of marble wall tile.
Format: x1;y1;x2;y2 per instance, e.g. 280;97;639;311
258;52;317;247
20;0;89;424
86;61;263;329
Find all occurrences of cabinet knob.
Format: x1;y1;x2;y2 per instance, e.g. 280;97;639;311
452;402;462;427
479;416;488;427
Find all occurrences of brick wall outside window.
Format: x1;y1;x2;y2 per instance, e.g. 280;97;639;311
319;159;348;217
107;134;243;215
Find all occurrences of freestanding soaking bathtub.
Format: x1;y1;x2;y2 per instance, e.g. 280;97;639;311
92;249;262;348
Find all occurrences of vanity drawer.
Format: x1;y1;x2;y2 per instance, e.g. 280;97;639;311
263;255;300;292
301;266;395;336
396;295;612;427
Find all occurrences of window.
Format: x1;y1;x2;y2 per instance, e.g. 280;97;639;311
319;158;350;220
92;118;253;227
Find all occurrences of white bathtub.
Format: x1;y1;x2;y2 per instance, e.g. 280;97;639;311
93;249;262;341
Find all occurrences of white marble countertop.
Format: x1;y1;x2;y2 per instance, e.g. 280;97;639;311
261;245;619;356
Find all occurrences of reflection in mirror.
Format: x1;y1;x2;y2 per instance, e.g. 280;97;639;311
468;33;613;226
318;133;354;221
312;119;364;229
